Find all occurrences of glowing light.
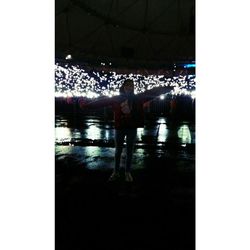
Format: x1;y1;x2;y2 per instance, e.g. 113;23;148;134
86;91;99;99
65;54;72;60
157;122;168;142
177;125;192;144
160;95;165;100
156;118;168;142
158;124;168;142
184;64;195;68
86;124;101;140
55;62;196;99
137;128;145;141
157;117;166;124
55;127;72;142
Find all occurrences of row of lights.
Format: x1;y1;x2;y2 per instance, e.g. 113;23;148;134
65;55;195;70
65;54;113;67
55;62;196;99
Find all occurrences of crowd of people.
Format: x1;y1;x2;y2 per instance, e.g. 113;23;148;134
55;62;196;182
55;62;195;100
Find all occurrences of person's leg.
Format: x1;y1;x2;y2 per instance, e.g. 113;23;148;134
109;129;125;181
125;128;137;175
114;129;126;172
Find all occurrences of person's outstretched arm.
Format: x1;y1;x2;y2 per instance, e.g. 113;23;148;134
79;95;118;110
137;85;173;103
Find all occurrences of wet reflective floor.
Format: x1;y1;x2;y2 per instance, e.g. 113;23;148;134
55;114;195;250
56;115;195;170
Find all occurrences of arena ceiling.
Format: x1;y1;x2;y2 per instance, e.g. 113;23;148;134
55;0;195;68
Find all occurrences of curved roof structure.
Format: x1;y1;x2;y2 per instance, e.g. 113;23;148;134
55;0;195;68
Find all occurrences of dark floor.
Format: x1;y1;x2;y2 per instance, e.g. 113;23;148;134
55;114;195;250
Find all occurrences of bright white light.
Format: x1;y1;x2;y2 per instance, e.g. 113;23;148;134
86;124;101;140
177;125;192;144
55;127;72;142
157;119;168;142
65;54;72;60
86;91;99;99
157;117;166;124
55;62;196;99
136;128;144;141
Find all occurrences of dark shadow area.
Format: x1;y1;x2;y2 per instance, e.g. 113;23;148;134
55;103;195;250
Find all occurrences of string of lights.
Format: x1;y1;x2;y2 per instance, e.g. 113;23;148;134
55;62;196;99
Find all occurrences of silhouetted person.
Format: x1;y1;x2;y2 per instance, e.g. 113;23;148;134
170;96;177;120
79;79;172;182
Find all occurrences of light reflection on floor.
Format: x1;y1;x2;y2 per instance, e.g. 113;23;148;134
56;127;73;142
56;146;145;170
55;115;195;170
158;124;168;142
137;127;144;141
55;116;195;144
177;124;192;144
85;124;101;140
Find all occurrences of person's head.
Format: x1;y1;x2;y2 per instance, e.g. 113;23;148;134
120;79;134;95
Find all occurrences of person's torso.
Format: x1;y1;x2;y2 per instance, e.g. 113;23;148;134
112;95;144;129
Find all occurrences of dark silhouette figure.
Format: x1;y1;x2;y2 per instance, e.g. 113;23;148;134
79;79;172;182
